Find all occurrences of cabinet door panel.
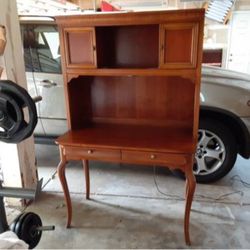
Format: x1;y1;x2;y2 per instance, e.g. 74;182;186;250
65;27;96;68
159;23;198;68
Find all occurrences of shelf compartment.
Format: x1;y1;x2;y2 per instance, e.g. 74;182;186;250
96;25;159;68
67;75;195;131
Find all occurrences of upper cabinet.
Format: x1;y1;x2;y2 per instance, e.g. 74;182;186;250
57;10;203;71
64;27;97;68
159;23;199;69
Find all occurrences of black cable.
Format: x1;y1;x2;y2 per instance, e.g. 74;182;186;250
153;166;184;201
153;166;245;204
38;165;248;206
230;174;250;188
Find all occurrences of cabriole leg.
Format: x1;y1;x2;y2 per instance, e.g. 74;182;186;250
57;146;71;228
82;160;90;200
184;159;196;245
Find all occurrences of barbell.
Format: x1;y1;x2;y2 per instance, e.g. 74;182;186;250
10;212;55;249
0;80;55;248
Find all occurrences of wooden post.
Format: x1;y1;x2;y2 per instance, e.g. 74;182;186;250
0;0;37;205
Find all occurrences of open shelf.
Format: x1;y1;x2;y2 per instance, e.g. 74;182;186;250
96;25;159;68
67;75;195;131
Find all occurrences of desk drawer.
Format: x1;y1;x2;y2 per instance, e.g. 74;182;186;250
122;150;187;166
64;146;120;161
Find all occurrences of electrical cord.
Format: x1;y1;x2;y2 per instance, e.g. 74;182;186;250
195;190;244;202
230;174;250;188
153;166;184;201
40;165;250;206
153;166;245;205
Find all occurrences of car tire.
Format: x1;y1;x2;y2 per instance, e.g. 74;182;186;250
172;118;238;183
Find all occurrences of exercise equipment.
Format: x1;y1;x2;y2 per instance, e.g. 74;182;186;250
16;212;42;249
10;212;54;249
0;80;54;248
0;80;38;143
0;91;23;138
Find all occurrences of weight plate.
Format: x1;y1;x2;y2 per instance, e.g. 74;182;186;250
0;80;37;143
19;212;42;249
9;212;24;232
14;212;30;238
0;92;23;140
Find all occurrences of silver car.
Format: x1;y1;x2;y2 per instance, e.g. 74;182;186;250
19;16;250;183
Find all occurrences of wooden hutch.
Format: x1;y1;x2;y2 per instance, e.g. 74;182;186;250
55;9;204;245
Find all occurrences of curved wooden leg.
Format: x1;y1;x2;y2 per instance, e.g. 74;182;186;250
82;160;90;200
57;146;72;228
184;161;196;246
185;175;189;199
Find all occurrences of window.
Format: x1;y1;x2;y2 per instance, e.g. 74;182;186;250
21;24;61;74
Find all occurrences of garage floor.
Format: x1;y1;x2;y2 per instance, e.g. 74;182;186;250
5;144;250;249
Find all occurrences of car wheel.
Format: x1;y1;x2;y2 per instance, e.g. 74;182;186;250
172;118;238;183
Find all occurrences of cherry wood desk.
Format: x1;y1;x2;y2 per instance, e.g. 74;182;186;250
55;9;204;245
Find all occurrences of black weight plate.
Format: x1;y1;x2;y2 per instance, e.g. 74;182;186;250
14;212;31;238
9;212;24;232
0;92;24;140
19;212;42;249
0;80;37;143
0;80;37;142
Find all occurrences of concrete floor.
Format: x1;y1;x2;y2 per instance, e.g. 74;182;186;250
5;144;250;248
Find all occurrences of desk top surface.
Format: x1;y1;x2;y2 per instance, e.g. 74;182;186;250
56;124;195;154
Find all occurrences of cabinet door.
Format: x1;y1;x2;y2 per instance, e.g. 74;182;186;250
64;27;97;68
159;23;198;68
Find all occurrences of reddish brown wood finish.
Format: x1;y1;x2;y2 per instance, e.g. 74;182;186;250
159;23;199;68
66;76;195;130
64;27;97;68
57;124;194;153
57;146;71;227
96;25;159;68
55;9;204;246
82;160;90;200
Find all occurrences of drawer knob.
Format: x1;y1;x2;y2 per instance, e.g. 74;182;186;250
150;154;156;159
87;150;93;154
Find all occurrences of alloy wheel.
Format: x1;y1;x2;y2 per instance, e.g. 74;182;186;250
194;129;226;176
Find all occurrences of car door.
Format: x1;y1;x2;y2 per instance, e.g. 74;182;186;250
21;23;67;136
20;23;45;136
